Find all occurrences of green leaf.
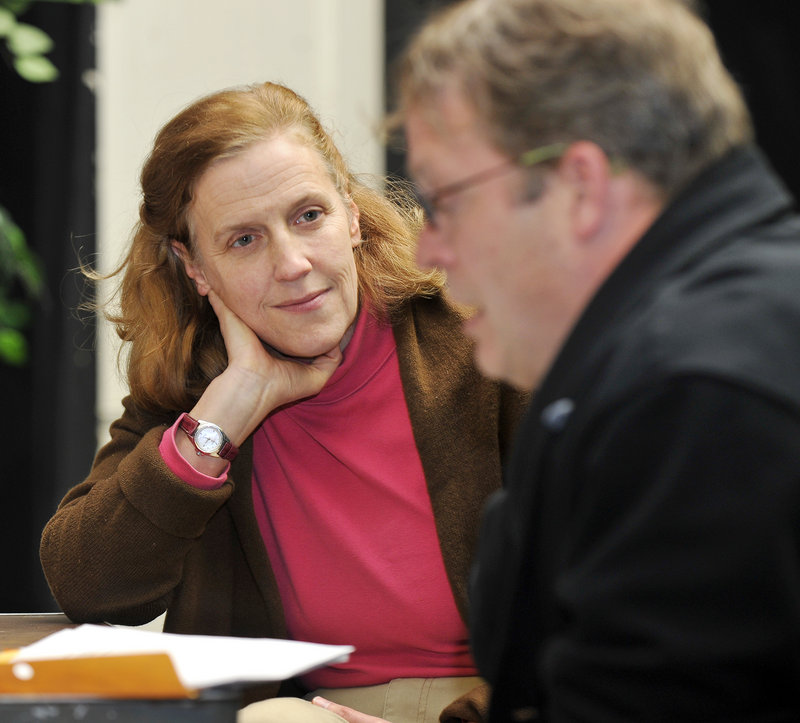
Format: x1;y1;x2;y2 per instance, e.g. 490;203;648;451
0;217;23;286
0;1;33;16
14;256;43;295
13;53;59;82
7;21;53;55
0;8;16;38
0;299;32;328
0;327;28;366
0;210;25;249
0;204;44;296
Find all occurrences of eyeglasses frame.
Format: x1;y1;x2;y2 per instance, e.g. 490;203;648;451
414;141;568;227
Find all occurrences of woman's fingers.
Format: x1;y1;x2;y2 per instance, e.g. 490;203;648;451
206;289;342;408
311;697;392;723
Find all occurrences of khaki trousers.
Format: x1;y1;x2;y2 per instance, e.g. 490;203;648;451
238;676;484;723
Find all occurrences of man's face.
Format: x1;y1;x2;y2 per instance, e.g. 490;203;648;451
405;89;579;390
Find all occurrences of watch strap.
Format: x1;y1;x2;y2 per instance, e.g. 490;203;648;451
178;413;200;436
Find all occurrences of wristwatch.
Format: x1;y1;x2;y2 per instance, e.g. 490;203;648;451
178;413;239;461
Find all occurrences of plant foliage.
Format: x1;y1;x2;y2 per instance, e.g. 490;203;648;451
0;0;106;364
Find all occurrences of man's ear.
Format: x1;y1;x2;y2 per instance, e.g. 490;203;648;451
559;141;613;241
171;240;210;296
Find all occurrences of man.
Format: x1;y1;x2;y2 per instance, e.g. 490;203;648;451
393;0;800;720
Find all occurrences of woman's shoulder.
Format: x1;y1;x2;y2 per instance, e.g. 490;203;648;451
404;291;471;328
393;292;479;376
115;395;177;433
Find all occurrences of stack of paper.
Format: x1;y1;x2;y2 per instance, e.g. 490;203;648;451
0;624;353;698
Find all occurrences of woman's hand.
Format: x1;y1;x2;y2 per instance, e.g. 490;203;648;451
176;290;342;475
310;696;481;723
209;289;342;411
311;697;393;723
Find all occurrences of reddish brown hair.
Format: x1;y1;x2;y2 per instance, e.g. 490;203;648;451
100;82;444;414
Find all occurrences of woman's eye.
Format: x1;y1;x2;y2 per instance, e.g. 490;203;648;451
297;209;322;224
232;234;255;248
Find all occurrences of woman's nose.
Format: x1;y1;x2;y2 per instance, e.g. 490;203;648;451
271;235;313;281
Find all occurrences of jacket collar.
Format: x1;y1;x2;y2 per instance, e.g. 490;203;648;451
532;145;794;414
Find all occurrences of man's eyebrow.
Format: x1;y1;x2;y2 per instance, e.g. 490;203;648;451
405;160;428;185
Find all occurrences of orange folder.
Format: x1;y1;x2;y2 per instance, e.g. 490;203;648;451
0;653;194;699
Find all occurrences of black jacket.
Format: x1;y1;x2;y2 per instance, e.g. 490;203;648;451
471;147;800;722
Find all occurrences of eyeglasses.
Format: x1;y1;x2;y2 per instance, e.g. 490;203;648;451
414;142;567;228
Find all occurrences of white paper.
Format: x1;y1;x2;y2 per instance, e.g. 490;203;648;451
13;624;353;690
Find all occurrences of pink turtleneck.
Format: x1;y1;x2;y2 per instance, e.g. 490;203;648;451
160;306;476;689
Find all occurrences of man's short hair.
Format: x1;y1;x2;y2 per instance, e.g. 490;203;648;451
394;0;753;198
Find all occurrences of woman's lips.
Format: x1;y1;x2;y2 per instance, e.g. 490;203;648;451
275;289;328;311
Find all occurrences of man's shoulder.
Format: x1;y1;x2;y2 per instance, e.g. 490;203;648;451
601;233;800;410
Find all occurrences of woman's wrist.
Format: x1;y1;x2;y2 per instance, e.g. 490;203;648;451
190;365;279;447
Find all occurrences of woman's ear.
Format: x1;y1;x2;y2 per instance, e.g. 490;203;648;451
347;198;363;248
170;240;211;296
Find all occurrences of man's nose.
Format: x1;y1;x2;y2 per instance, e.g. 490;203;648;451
416;221;455;271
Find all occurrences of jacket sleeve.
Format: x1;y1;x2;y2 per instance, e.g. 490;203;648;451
40;397;234;625
541;376;800;720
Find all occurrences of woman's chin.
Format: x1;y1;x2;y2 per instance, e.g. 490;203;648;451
263;341;333;364
261;321;354;362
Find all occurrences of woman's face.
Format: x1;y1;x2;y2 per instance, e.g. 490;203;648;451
176;133;362;359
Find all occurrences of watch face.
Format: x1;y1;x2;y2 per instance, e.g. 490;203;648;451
195;423;224;454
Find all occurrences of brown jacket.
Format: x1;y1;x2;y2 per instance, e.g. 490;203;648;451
40;295;526;707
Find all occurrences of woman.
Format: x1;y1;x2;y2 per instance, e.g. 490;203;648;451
40;82;525;723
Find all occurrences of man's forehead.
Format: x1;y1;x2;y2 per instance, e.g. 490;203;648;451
405;90;489;175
